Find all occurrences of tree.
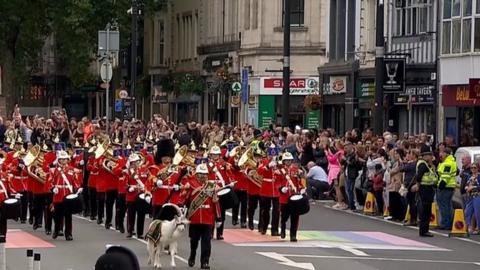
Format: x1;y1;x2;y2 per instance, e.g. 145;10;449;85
0;0;166;114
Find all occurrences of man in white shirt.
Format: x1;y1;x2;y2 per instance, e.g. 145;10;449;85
306;161;329;200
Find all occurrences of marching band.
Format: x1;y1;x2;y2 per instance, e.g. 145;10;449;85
0;128;310;268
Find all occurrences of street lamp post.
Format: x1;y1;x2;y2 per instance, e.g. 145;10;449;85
282;0;291;128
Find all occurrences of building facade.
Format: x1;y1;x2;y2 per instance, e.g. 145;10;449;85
439;0;480;146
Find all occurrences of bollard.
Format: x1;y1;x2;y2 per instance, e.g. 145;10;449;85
0;235;6;270
34;253;41;270
27;249;34;270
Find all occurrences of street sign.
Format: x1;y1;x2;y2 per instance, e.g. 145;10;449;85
231;82;241;92
115;99;123;112
231;95;240;107
100;61;113;83
383;58;405;93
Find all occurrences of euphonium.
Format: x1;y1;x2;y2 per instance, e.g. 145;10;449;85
23;145;47;184
172;145;195;167
95;140;119;174
238;147;257;169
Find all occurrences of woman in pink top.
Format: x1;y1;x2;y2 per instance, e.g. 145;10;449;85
326;141;344;185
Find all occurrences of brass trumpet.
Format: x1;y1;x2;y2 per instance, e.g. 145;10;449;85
172;145;195;167
95;140;119;174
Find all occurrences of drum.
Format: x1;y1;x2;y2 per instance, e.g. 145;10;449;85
287;194;310;215
217;187;239;210
136;193;152;214
2;198;21;220
64;194;84;214
157;203;181;221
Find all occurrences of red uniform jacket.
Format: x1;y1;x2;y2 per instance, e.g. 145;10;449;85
97;156;117;192
187;178;220;225
125;167;147;203
259;162;280;198
279;165;304;204
112;157;128;194
8;157;28;193
87;156;99;188
207;160;229;186
226;157;248;191
70;152;85;184
147;164;176;206
169;167;192;206
49;165;81;203
140;150;155;167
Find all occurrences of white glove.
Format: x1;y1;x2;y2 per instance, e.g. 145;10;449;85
216;221;223;228
77;188;84;194
300;188;306;195
15;193;22;199
18;164;25;169
156;180;163;188
228;182;235;188
173;184;180;191
53;187;59;194
79;160;85;166
128;186;135;193
281;187;288;194
145;195;152;204
268;161;277;169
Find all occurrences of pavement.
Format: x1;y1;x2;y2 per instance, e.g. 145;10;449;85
4;200;480;270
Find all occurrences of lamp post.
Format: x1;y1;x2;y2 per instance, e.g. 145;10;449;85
281;0;291;128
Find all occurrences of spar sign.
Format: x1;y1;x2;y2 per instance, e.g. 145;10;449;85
260;78;319;95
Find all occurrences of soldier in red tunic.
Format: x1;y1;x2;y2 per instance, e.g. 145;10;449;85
227;145;248;228
0;171;22;239
147;138;175;219
86;142;99;221
246;147;267;231
125;153;148;239
112;150;128;233
49;151;82;241
7;138;28;223
186;163;221;269
258;144;280;236
278;152;306;242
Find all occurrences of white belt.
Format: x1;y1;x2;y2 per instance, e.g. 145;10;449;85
200;205;211;209
263;178;274;182
14;176;27;180
55;185;71;188
90;172;99;176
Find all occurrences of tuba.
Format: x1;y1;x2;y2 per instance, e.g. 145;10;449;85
24;145;47;184
95;140;119;174
172;145;195;167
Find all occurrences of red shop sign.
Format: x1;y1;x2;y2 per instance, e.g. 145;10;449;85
469;78;480;99
442;84;480;106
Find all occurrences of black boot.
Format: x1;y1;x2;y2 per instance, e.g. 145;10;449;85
66;235;73;241
52;231;58;239
126;232;133;238
188;257;195;267
201;262;210;269
241;222;247;229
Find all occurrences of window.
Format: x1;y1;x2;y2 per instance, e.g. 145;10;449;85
158;20;165;64
252;0;258;29
244;0;250;30
462;19;472;52
442;21;452;54
453;0;461;16
475;18;480;51
394;0;433;36
283;0;305;27
477;0;480;13
442;0;480;54
452;19;462;53
444;0;452;18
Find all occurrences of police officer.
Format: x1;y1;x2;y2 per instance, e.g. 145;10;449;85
413;144;438;237
436;147;457;230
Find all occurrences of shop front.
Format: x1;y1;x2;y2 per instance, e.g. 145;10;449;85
442;83;480;146
393;85;435;136
253;77;320;129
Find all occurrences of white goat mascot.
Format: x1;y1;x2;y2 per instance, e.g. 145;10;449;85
146;204;189;269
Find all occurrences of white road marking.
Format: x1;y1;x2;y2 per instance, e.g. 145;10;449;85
73;215;189;264
257;252;315;270
258;252;480;266
337;245;369;256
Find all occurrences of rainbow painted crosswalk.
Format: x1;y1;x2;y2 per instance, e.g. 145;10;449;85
224;229;447;252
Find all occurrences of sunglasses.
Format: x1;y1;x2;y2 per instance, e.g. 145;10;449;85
472;166;478;170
